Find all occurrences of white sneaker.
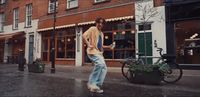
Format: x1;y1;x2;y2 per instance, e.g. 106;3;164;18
87;83;99;90
90;87;104;93
87;84;103;93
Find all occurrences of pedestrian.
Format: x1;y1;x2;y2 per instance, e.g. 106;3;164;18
82;17;114;93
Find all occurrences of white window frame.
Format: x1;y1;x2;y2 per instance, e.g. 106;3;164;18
0;13;5;32
25;3;32;27
13;8;19;30
67;0;78;9
0;0;6;4
48;0;58;13
94;0;106;3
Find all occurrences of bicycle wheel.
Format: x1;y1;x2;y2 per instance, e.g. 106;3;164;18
121;62;132;81
162;63;183;83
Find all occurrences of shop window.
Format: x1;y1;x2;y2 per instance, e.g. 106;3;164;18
103;30;135;59
56;30;75;59
103;32;113;59
65;35;75;58
114;31;135;59
42;39;48;61
57;37;65;58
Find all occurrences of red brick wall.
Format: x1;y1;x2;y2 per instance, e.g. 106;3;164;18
4;0;47;25
38;0;134;29
39;4;134;29
153;0;164;7
4;0;134;27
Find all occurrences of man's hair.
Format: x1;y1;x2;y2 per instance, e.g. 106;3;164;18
95;17;106;24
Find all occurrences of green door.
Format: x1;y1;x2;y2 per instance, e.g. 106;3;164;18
138;32;152;64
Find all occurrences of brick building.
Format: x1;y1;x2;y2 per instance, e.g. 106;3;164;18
37;0;135;66
0;0;199;66
0;0;44;64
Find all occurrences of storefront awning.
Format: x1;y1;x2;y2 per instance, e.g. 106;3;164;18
37;15;134;32
0;31;25;40
78;16;134;26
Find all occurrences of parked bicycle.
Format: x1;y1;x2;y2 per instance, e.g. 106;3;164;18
121;47;183;84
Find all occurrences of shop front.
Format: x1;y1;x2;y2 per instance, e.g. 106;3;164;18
83;20;136;67
41;27;76;65
40;18;136;67
176;20;200;64
0;32;25;64
169;0;200;64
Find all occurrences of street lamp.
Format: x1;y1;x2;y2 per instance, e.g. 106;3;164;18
50;0;57;73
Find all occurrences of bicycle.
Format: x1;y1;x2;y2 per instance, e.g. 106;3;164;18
121;47;183;84
121;53;144;81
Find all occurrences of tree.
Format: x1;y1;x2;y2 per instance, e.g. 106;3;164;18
135;0;164;64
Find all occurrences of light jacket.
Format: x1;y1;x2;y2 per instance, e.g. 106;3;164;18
83;26;104;55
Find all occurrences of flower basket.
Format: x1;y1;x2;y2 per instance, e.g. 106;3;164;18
129;64;165;85
28;58;45;73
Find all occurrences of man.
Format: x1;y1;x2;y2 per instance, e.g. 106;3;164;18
83;17;113;93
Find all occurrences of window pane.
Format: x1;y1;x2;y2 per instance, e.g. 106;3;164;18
42;52;48;61
42;39;48;61
104;32;112;45
66;51;75;58
49;0;58;13
103;50;112;59
138;24;151;31
65;35;75;58
68;0;78;8
13;8;19;29
95;0;106;3
0;14;4;31
57;37;65;58
42;39;48;52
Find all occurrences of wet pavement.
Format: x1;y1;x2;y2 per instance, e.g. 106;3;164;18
0;64;200;97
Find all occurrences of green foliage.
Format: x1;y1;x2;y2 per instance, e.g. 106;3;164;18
129;62;170;73
32;58;45;73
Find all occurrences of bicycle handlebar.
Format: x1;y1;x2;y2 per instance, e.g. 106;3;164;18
156;47;163;56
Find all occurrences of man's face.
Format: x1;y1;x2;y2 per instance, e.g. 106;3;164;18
96;19;104;30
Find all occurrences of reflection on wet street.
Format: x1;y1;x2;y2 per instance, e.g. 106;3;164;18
0;65;200;97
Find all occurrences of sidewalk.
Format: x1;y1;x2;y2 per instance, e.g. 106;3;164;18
43;64;126;84
43;64;200;91
0;64;200;97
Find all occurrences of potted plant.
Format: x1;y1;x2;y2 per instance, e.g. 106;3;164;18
28;58;45;73
128;63;170;85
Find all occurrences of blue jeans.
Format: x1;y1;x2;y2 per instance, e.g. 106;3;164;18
88;54;107;86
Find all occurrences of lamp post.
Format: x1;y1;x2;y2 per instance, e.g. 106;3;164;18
50;0;57;73
165;0;175;55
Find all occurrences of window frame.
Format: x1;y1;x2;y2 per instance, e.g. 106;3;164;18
94;0;110;4
0;0;6;4
0;13;5;32
25;3;32;27
48;0;58;14
13;8;19;30
66;0;78;9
